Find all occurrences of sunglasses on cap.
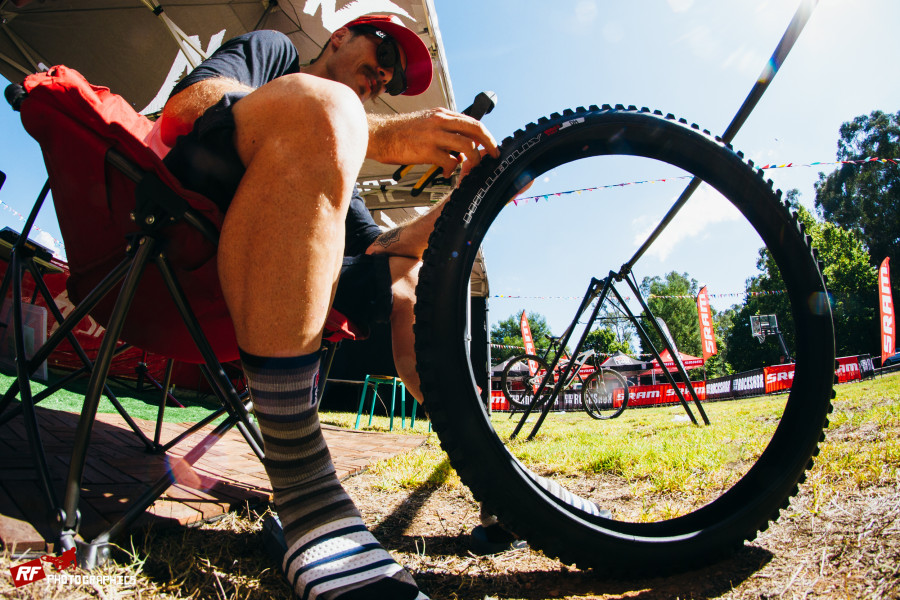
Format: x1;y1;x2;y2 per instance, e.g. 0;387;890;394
350;25;407;96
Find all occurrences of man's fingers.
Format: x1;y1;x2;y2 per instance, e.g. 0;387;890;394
445;113;499;157
459;148;491;182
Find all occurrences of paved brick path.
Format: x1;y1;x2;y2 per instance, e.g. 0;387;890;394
0;407;427;553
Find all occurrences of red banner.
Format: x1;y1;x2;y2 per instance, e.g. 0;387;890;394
490;390;510;411
879;258;895;363
764;363;794;393
835;356;862;384
519;310;540;383
696;286;717;360
628;382;706;407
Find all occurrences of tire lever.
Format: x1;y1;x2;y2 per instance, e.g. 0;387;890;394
393;91;497;197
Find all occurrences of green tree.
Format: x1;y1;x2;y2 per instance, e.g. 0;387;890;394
725;258;793;372
637;271;735;376
638;271;702;358
582;304;634;357
706;306;736;377
490;310;553;364
726;191;878;369
583;326;632;356
816;220;879;355
814;109;899;295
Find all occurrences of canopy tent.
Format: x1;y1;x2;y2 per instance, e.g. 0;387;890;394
647;349;705;374
599;351;649;373
491;355;524;377
0;0;491;293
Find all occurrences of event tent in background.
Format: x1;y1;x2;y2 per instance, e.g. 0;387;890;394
648;349;705;374
600;350;649;373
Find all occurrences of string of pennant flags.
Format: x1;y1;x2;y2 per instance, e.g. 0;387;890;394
489;343;668;359
0;156;894;258
492;290;786;301
507;156;898;206
0;199;66;255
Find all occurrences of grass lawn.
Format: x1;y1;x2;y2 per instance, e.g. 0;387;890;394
1;370;897;599
0;369;228;425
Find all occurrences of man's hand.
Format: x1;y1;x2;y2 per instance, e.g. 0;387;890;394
367;108;500;176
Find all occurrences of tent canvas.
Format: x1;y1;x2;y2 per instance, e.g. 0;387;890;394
599;351;648;372
0;1;493;294
491;355;531;376
647;349;705;374
0;0;452;198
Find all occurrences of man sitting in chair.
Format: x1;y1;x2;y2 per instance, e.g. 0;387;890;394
153;14;496;600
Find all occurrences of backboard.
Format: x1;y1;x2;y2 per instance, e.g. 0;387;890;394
750;314;779;343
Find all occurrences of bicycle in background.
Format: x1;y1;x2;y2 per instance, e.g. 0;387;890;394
500;333;630;419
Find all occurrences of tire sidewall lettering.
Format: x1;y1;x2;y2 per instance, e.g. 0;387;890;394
464;133;543;225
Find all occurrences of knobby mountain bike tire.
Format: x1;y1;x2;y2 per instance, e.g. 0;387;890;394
414;105;835;572
582;368;630;420
500;354;553;410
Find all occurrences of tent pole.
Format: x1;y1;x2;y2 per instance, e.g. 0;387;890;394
1;24;46;72
141;0;209;68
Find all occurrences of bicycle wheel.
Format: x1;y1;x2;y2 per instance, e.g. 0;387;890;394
414;105;834;572
500;354;554;410
582;368;629;419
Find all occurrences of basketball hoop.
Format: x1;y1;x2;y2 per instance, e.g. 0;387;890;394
750;314;779;344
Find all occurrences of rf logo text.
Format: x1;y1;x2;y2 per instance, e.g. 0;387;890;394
9;547;76;588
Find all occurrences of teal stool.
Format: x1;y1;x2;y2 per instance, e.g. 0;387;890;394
355;375;405;431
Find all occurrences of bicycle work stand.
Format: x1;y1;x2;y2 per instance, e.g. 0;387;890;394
510;270;710;441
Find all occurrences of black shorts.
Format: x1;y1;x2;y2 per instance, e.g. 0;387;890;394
333;254;394;329
163;90;249;213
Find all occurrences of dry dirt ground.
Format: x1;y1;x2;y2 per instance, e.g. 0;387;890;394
342;467;899;600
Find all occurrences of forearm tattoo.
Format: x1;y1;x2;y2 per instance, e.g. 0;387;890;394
374;226;403;250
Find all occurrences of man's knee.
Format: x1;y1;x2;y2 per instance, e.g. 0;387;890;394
232;74;368;175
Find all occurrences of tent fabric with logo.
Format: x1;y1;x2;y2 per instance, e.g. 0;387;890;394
0;0;492;293
648;349;705;374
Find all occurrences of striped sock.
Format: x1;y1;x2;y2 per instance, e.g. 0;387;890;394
241;350;426;600
514;457;611;518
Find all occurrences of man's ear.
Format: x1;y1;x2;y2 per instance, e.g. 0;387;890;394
330;27;352;50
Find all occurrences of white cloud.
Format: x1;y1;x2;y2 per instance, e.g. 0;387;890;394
631;183;742;261
721;45;765;77
667;0;694;12
33;230;65;259
602;21;625;44
675;25;719;61
575;0;599;23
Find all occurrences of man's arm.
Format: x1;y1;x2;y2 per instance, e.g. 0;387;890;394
364;195;449;259
363;111;500;260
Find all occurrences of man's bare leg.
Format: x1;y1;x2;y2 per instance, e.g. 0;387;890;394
218;74;425;599
387;256;423;401
219;74;365;356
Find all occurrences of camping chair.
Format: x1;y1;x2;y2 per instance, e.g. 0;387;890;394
1;65;366;567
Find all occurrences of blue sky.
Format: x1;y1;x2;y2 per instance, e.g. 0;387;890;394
0;0;897;339
435;0;900;336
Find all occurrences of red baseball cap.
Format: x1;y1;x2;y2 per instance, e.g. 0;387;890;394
343;14;433;96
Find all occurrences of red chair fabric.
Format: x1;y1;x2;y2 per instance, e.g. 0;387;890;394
18;66;364;362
